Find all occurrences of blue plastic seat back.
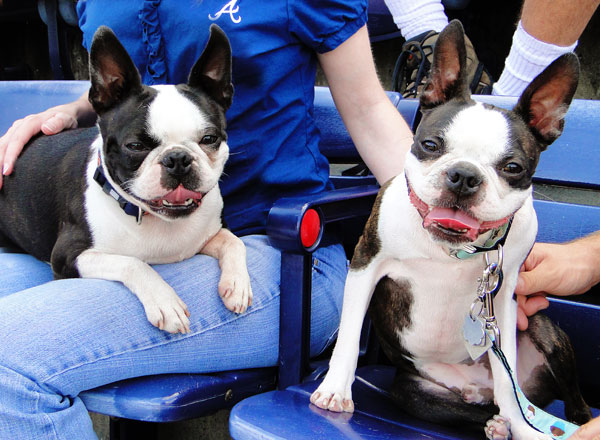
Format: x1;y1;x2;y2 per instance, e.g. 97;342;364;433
0;81;90;134
314;86;418;164
474;95;600;189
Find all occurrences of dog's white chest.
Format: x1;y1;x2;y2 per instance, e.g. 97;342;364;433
386;259;481;364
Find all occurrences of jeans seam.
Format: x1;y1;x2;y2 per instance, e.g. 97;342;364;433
41;297;276;385
0;363;61;440
43;412;60;440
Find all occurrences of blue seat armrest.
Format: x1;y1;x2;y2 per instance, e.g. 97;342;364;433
267;184;379;253
267;184;379;389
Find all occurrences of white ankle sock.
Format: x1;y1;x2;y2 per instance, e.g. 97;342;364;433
492;21;577;96
384;0;448;40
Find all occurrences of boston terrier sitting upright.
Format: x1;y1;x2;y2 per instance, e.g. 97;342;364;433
311;21;591;439
0;24;252;334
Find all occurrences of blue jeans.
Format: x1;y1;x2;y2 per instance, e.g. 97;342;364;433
0;235;347;439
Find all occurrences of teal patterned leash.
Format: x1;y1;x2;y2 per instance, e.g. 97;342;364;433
462;245;580;439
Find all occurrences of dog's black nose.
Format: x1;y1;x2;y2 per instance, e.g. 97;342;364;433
446;165;482;197
162;151;193;176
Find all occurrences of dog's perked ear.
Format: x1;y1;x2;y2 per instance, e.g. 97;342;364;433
88;26;143;115
188;24;234;110
420;20;471;110
513;53;580;150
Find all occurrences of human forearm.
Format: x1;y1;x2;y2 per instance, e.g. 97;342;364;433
318;25;413;185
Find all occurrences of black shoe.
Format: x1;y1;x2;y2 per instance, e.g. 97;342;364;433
392;29;494;98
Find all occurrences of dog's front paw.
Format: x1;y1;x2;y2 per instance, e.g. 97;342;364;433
485;415;551;440
485;415;511;440
143;291;191;334
310;376;355;413
219;271;253;314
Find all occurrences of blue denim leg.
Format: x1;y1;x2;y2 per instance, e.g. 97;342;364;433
0;235;346;439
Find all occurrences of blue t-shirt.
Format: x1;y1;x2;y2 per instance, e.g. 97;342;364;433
77;0;368;235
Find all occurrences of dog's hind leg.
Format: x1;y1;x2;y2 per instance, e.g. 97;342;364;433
390;371;497;430
521;314;592;425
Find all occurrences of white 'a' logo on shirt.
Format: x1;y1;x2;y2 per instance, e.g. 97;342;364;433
209;0;242;23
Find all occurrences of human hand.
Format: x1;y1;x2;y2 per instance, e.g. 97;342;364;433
0;93;93;189
570;415;600;440
515;236;600;330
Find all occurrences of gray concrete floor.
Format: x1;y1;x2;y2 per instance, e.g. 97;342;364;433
90;410;233;440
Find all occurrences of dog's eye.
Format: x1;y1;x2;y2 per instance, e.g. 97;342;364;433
502;162;523;174
125;142;145;151
421;140;439;153
200;135;219;145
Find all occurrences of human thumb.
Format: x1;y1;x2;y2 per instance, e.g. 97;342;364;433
41;113;77;135
515;270;545;296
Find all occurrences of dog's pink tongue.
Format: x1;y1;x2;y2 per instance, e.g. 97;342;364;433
163;185;203;203
424;207;481;240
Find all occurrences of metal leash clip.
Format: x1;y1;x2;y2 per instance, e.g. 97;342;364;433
482;245;503;348
464;245;505;359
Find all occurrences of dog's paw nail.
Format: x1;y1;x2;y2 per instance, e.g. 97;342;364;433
342;399;354;412
330;400;344;412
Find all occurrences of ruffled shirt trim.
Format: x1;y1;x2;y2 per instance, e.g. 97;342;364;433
139;0;168;84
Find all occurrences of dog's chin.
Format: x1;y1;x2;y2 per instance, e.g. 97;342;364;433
137;184;206;219
408;186;509;245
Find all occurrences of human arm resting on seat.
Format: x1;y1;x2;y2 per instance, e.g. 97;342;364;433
317;25;414;185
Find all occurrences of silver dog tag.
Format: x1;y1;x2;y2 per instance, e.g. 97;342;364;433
463;315;492;360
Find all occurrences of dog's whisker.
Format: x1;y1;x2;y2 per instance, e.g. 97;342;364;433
532;189;557;202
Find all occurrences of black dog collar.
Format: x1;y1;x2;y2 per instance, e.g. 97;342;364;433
93;154;146;224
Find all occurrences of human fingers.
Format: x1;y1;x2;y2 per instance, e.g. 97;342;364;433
521;243;546;272
40;112;78;135
1;114;48;176
516;294;549;331
521;294;549;316
0;118;28;188
517;301;529;331
515;264;553;297
569;415;600;440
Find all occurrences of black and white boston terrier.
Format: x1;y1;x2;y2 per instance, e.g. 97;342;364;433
311;21;591;439
0;25;252;334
